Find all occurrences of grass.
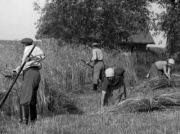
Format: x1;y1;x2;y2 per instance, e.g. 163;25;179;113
1;92;180;134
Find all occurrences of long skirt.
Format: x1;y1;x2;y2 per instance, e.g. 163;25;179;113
104;75;126;106
147;63;163;79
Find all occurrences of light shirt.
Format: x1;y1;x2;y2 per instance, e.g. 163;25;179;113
21;45;45;70
155;61;167;70
91;48;103;61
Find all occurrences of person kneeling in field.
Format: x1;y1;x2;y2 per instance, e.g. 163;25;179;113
146;58;175;80
101;68;126;107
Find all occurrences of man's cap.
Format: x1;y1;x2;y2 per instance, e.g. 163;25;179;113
21;38;33;46
92;42;99;46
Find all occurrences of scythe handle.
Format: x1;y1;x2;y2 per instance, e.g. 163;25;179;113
81;59;93;68
0;43;37;109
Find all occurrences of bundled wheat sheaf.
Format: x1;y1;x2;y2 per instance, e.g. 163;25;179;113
93;74;180;115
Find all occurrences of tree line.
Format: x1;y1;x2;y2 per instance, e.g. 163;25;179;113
34;0;154;46
34;0;180;53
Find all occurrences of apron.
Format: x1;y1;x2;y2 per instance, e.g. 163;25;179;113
148;63;164;79
104;73;126;106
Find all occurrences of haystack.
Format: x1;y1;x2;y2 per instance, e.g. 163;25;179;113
43;78;83;114
93;74;180;115
0;71;82;115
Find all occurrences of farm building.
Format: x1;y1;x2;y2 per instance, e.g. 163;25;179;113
119;31;155;52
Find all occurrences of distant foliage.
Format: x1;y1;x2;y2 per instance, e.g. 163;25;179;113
152;0;180;57
34;0;154;46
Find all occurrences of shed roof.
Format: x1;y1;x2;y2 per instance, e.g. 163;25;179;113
128;31;155;44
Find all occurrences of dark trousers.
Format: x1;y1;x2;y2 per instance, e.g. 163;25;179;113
20;104;37;124
19;67;40;124
93;61;105;84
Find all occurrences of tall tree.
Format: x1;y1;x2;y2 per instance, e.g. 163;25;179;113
34;0;154;46
152;0;180;57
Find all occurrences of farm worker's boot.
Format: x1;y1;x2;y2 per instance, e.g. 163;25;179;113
93;84;98;91
19;105;23;123
30;104;37;123
20;105;29;125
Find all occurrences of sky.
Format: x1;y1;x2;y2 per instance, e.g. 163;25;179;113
0;0;44;40
148;3;166;47
0;0;166;46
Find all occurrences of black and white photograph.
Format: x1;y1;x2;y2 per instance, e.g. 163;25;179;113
0;0;180;133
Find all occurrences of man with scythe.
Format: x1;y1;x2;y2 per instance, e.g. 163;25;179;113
86;42;105;91
13;38;45;125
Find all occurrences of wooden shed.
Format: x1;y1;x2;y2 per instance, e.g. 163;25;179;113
119;31;155;52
